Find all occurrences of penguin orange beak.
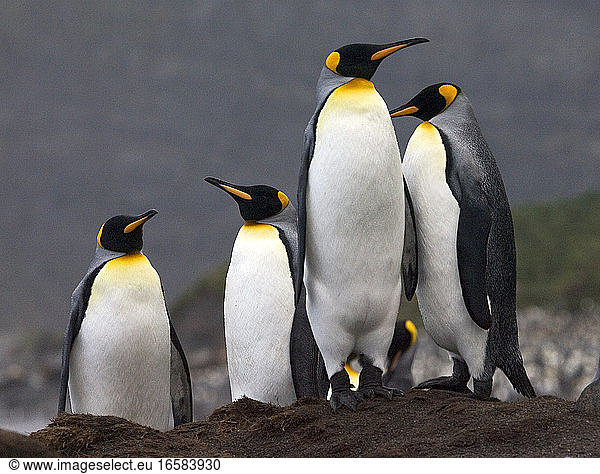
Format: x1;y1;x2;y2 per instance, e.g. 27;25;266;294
124;209;158;233
390;105;419;118
371;38;429;61
205;177;252;201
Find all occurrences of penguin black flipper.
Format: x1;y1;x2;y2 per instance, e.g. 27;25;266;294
402;177;418;301
441;130;492;330
456;193;493;330
290;286;329;398
295;119;315;304
168;318;193;425
57;271;96;413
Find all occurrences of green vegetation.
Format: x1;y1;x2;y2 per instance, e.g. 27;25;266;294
175;192;600;319
514;191;600;311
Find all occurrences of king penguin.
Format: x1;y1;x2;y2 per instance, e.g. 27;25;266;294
58;210;193;430
296;39;426;410
382;319;418;391
389;83;536;398
205;177;328;405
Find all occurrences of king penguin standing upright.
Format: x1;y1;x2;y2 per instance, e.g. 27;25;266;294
205;177;328;405
58;210;193;430
297;39;426;411
389;83;536;398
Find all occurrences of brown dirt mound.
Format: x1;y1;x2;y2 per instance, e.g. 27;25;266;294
1;429;57;457
32;390;600;457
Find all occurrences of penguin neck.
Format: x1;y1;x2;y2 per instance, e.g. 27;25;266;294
338;78;375;92
417;121;437;131
238;221;278;240
241;220;273;232
256;204;296;227
431;93;477;129
116;251;145;261
106;252;150;272
92;250;158;293
87;244;128;275
324;78;381;116
315;65;356;106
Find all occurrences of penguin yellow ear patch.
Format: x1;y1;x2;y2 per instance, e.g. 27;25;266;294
439;84;458;109
325;51;340;73
97;224;104;248
278;191;289;211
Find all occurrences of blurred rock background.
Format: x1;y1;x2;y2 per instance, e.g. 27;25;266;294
1;2;598;432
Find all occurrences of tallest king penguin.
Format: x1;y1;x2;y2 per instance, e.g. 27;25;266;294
297;39;426;411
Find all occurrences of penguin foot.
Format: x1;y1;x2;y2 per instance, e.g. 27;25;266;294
329;369;364;412
330;389;365;412
359;385;396;400
356;362;399;400
414;376;472;394
384;386;405;397
472;377;492;399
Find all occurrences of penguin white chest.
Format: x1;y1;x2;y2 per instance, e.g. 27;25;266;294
305;79;404;344
69;253;171;430
224;223;296;405
403;122;487;374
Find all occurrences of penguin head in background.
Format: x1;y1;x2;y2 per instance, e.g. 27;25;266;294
390;83;462;121
204;177;289;222
96;209;158;253
324;38;429;80
384;319;418;378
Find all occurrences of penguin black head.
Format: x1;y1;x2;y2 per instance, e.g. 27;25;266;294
324;38;429;80
390;83;461;121
386;319;417;374
205;177;289;222
96;209;157;253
